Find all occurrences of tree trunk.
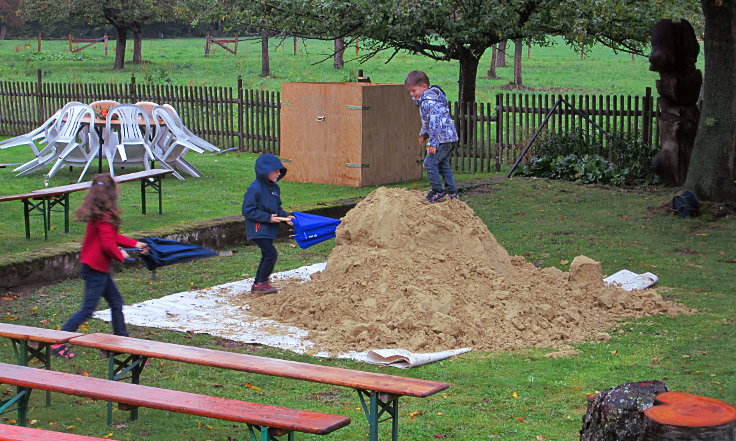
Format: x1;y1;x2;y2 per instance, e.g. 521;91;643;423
684;0;736;201
639;392;736;440
513;39;523;86
260;31;270;77
333;37;345;69
487;45;498;79
132;23;143;64
496;41;507;67
0;25;6;40
458;48;482;105
114;25;128;70
580;380;668;441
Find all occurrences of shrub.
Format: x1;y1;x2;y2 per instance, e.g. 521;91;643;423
517;129;659;186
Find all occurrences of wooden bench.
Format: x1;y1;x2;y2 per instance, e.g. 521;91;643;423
0;323;83;406
69;333;449;440
0;362;350;440
0;423;119;441
0;169;173;240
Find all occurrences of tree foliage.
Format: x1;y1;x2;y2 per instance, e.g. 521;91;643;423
229;0;697;104
18;0;178;68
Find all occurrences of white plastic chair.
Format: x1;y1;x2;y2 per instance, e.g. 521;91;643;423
102;104;155;176
150;106;205;180
45;123;101;182
134;101;159;118
161;104;220;152
0;111;61;156
14;103;95;177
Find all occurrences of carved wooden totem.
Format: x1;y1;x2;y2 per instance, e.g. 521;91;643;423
649;19;702;186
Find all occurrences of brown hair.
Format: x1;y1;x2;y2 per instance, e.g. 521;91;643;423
75;173;121;227
405;70;430;87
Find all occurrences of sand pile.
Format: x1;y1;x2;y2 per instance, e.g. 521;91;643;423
243;187;689;353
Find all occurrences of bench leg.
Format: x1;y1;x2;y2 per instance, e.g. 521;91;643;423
357;390;400;441
105;352;148;425
10;339;53;406
22;198;47;240
0;387;32;426
246;424;292;441
140;176;164;215
47;194;70;234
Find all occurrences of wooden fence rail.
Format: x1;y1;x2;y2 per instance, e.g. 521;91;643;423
0;71;658;173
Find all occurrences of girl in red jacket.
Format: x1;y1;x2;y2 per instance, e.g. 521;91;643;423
51;174;148;359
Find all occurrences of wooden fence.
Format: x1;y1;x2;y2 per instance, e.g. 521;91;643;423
453;87;658;172
0;72;658;174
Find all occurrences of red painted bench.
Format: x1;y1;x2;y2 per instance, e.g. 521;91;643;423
0;362;350;440
0;323;83;406
0;424;118;441
69;333;449;440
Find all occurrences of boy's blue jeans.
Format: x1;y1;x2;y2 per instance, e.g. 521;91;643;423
424;142;457;194
61;264;129;336
253;238;278;284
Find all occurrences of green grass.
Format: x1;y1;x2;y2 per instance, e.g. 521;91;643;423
0;177;734;440
0;37;703;102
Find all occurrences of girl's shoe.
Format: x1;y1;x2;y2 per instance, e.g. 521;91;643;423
50;344;76;359
251;282;278;294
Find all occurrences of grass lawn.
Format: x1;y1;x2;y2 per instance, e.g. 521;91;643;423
0;37;701;102
0;176;734;440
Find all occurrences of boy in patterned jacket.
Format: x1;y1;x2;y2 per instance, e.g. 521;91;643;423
405;70;459;202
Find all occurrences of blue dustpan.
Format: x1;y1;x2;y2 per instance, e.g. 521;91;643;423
291;212;341;249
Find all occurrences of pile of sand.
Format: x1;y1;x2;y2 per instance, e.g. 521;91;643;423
242;187;690;354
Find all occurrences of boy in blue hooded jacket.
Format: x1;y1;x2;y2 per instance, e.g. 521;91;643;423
405;70;459;202
242;154;294;294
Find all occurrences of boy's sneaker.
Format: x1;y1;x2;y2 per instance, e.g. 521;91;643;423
447;192;459;200
251;283;278;294
426;190;446;203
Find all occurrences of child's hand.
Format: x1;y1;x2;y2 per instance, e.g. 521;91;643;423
419;135;427;147
426;145;437;155
270;214;281;223
135;241;149;254
120;249;130;260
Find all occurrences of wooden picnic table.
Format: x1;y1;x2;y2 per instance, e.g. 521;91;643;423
0;169;173;240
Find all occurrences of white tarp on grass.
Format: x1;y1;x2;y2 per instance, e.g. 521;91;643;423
93;262;470;368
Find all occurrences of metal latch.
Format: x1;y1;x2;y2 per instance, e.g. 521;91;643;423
345;163;369;168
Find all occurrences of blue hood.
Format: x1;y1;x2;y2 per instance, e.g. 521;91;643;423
255;154;287;183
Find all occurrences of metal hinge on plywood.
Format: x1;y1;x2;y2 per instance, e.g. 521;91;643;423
345;163;369;168
346;105;371;110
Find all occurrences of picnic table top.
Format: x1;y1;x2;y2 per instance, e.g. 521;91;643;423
70;333;450;398
0;169;173;203
0;323;83;344
0;362;351;435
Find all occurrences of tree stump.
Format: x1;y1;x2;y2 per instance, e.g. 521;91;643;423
580;380;668;441
639;392;736;440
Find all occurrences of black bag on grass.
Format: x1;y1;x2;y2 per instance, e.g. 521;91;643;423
672;190;699;217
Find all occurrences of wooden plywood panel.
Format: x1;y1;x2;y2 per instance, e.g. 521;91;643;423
281;83;363;186
360;84;423;186
281;82;422;187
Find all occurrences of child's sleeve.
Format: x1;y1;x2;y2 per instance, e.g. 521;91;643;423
418;102;430;139
98;222;128;262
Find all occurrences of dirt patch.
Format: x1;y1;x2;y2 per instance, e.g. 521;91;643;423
238;187;692;354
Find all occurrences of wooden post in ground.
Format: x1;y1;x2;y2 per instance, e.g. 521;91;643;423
204;33;211;56
640;392;736;440
104;33;108;55
234;35;239;55
68;34;73;52
37;33;41;53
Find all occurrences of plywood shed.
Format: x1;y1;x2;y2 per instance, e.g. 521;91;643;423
280;82;423;187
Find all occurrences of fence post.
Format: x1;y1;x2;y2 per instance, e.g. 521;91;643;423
130;75;137;103
494;93;502;172
204;33;211;57
68;34;73;52
36;69;44;124
641;86;653;146
104;33;108;56
37;33;41;53
237;75;244;151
